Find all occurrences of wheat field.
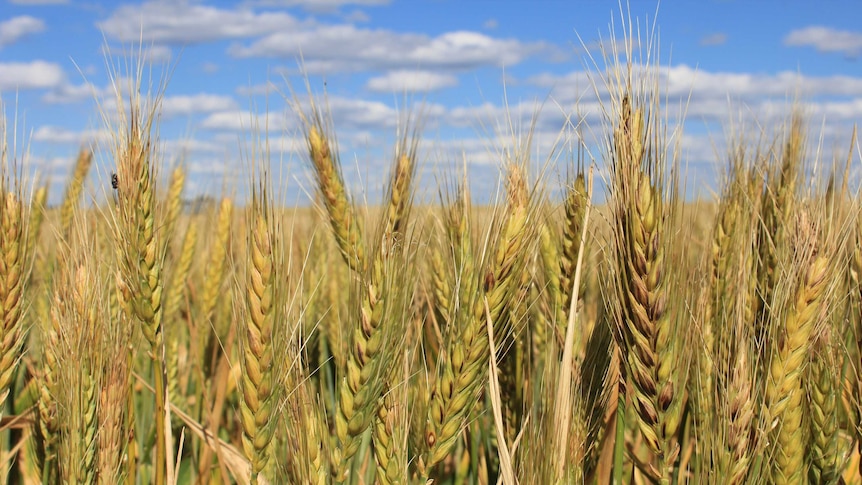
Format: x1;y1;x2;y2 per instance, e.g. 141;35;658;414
0;16;860;485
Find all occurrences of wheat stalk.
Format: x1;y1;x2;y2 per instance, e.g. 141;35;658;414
757;112;805;338
373;357;410;485
372;130;418;485
610;93;682;482
553;166;594;479
26;184;47;258
425;161;535;472
558;172;589;350
766;212;827;484
201;198;234;322
285;379;329;484
298;104;416;481
162;165;185;240
305;121;365;274
807;328;843;484
110;75;171;485
721;347;755;485
240;202;280;482
164;221;196;325
51;233;102;485
59;149;92;239
430;243;451;327
535;219;559;360
98;336;130;485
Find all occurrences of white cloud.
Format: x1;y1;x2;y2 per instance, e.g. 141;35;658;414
148;45;174;63
102;44;173;64
423;70;862;190
526;71;594;91
0;60;64;90
483;19;498;30
310;96;447;131
0;16;45;48
161;94;239;118
323;97;399;129
188;157;232;176
41;76;135;105
810;97;862;120
699;33;727;47
366;70;457;92
202;95;444;135
344;10;370;23
784;26;862;58
42;82;98;104
163;138;224;156
235;81;279;97
525;64;862;124
201;62;219;74
201;110;289;132
412;31;531;67
101;2;490;82
266;134;306;154
230;26;551;73
8;0;68;4
446;102;505;127
31;125;110;145
444;99;568;132
424;136;502;167
678;133;721;168
98;1;300;44
661;65;862;105
248;0;389;12
29;155;74;174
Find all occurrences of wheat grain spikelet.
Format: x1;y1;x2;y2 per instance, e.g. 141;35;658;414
424;161;536;471
0;191;26;406
306;124;365;274
240;208;278;482
59;149;92;239
163;166;185;240
201;198;233;322
609;91;682;481
26;185;48;258
807;329;842;483
164;222;197;325
766;212;828;484
108;68;172;485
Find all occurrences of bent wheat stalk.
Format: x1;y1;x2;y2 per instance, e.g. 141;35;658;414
553;166;594;478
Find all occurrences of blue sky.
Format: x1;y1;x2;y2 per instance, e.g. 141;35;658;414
2;0;861;204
